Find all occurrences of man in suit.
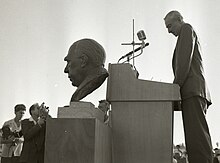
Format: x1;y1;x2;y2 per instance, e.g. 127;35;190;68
19;103;49;163
164;10;213;163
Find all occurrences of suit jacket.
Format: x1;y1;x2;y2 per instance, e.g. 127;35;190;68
19;118;46;163
172;23;211;105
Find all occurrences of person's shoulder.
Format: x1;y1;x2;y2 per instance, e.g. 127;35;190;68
3;119;14;126
181;23;193;31
22;118;29;122
183;23;192;27
21;118;30;124
180;23;194;36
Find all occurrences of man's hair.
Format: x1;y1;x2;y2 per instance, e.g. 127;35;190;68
14;104;26;113
29;103;39;115
70;38;106;67
99;100;110;108
99;99;109;105
164;10;183;22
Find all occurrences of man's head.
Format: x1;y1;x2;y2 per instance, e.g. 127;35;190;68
98;100;110;113
64;38;106;87
164;10;184;37
29;103;40;117
14;104;26;120
214;148;220;156
174;151;182;160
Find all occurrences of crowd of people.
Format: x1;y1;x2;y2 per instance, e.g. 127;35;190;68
0;103;50;163
173;144;220;163
173;144;191;163
0;100;110;163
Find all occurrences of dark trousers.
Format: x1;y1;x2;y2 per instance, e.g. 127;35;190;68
1;156;20;163
11;156;20;163
182;96;213;163
1;157;12;163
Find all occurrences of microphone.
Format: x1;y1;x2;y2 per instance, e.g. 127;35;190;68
137;30;146;48
137;30;146;41
118;29;149;63
118;42;149;61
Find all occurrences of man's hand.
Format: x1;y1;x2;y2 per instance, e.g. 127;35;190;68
37;117;45;126
8;135;15;142
14;138;23;144
39;102;49;120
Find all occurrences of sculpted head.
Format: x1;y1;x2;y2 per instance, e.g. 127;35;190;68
64;38;108;101
64;38;106;87
164;10;184;37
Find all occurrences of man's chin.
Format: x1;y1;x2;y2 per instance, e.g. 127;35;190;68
71;82;78;87
173;32;179;37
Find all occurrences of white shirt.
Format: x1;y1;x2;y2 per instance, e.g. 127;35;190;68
1;119;24;157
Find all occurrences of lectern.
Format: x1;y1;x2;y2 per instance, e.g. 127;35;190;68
107;63;181;163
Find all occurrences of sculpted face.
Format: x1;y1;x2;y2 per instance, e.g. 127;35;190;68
64;38;109;101
64;45;85;87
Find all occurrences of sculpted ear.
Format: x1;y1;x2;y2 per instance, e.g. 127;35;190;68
80;54;89;68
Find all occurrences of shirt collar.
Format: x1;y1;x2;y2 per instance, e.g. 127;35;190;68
29;117;37;125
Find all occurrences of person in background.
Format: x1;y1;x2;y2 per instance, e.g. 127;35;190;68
213;148;220;163
164;10;213;163
0;104;26;163
174;151;186;163
97;100;110;124
19;103;50;163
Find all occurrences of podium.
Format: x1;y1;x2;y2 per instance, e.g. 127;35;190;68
106;63;181;163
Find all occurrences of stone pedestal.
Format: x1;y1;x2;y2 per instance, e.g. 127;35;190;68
45;118;112;163
57;101;105;122
45;102;112;163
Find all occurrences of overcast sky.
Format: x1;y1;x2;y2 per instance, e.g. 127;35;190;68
0;0;219;147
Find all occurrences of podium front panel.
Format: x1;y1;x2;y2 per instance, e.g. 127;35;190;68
111;101;173;163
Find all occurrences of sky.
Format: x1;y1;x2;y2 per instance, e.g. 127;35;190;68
0;0;219;147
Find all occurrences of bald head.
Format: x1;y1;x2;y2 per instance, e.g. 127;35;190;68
164;10;183;22
64;38;107;87
70;38;106;67
164;10;184;37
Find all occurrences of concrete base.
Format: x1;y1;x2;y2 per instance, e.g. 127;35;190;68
57;101;104;122
44;118;112;163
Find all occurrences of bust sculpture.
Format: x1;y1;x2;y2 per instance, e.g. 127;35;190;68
64;38;109;102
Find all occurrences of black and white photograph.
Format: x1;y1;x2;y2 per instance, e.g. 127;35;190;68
0;1;219;163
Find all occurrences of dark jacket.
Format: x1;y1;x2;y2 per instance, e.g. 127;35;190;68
172;23;211;105
19;118;46;163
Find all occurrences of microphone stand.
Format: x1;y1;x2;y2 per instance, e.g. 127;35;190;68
118;42;149;63
120;19;142;67
128;41;145;62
